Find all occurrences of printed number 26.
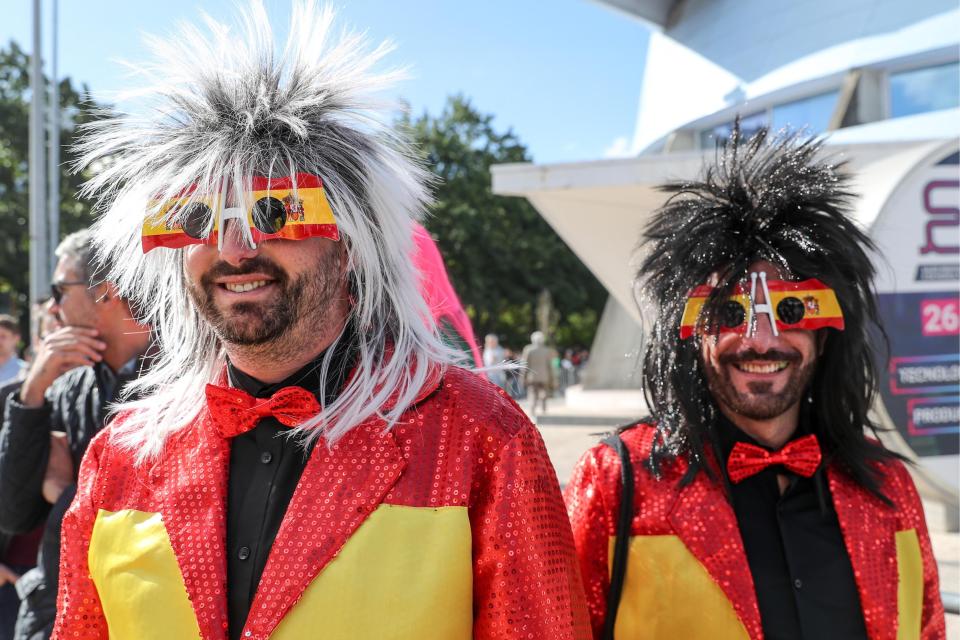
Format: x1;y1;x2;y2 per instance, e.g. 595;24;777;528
922;299;960;336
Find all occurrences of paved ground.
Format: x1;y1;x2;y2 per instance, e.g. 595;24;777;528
525;398;960;637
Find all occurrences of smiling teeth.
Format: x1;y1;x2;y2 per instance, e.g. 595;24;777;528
225;280;268;293
737;361;788;374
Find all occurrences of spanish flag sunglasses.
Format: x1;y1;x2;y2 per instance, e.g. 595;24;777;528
141;173;339;253
680;274;844;339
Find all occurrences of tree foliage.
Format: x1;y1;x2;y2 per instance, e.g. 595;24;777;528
0;57;607;351
0;40;103;328
403;95;607;350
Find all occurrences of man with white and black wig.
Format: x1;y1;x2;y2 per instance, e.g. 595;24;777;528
564;126;945;639
52;3;589;639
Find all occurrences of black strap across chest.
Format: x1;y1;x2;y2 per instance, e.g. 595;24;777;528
600;432;635;640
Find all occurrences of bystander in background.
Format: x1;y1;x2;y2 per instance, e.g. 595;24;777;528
0;318;26;386
521;331;557;415
482;333;507;389
0;381;40;640
0;305;60;639
0;230;153;640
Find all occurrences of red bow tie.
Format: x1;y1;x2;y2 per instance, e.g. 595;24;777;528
205;383;321;438
726;434;822;484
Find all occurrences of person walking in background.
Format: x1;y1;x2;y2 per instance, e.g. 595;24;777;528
560;348;577;392
503;347;525;399
52;5;589;639
0;230;153;640
482;333;507;388
522;330;557;415
564;127;944;639
0;317;26;386
574;348;590;383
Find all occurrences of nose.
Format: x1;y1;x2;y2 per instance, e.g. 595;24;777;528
745;308;779;351
218;219;259;266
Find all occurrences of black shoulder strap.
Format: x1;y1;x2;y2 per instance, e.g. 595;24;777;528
600;432;635;640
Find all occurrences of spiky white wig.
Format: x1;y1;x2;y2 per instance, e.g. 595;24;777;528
75;1;458;462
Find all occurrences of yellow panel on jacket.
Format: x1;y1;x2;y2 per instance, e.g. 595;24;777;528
611;535;749;639
896;528;922;640
88;504;473;639
89;509;202;639
272;503;472;639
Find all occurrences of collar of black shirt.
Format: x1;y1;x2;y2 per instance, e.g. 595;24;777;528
95;338;158;398
226;322;356;405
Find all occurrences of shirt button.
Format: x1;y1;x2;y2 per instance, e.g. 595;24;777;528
238;546;251;561
260;451;273;464
794;578;803;589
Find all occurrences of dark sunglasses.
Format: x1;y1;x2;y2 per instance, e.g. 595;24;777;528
176;197;288;240
680;278;845;339
142;173;339;253
50;280;89;304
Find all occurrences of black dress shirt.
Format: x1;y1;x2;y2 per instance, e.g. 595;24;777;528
225;332;354;640
716;416;868;640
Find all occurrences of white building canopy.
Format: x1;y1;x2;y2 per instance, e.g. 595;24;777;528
492;137;951;324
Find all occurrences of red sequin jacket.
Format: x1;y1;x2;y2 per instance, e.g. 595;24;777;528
564;423;945;640
53;366;591;639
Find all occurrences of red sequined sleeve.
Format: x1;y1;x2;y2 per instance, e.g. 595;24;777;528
51;432;108;640
470;421;591;639
564;446;615;639
891;462;946;639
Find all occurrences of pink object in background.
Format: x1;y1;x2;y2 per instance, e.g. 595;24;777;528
412;223;481;367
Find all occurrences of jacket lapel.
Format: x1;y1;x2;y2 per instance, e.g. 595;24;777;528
668;470;763;640
159;415;232;640
241;419;406;639
828;466;898;640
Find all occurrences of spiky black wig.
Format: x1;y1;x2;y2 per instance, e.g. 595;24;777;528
636;124;898;497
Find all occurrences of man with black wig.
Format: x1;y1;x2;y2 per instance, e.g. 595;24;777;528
564;126;945;640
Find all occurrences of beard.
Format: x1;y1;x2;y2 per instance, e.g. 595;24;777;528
702;348;816;420
187;250;343;350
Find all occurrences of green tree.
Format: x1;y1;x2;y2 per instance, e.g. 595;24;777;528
403;95;607;350
0;40;104;330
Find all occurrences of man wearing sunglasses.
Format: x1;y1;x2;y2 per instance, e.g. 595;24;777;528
564;127;945;639
52;5;588;640
0;230;152;640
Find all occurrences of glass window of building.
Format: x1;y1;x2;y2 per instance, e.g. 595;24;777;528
889;62;960;118
771;91;839;134
699;112;766;149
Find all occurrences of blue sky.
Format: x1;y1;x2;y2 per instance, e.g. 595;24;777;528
2;0;650;164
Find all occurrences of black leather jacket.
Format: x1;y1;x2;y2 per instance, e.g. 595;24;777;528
0;352;151;640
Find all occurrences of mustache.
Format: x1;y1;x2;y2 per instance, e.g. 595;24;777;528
718;349;802;366
200;256;288;286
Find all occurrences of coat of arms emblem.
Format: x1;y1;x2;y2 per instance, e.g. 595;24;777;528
283;194;306;222
803;295;820;315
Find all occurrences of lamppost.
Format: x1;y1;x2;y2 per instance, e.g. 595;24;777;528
48;0;60;279
28;0;48;337
28;0;59;341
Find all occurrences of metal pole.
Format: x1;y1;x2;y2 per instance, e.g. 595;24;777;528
28;0;48;341
48;0;60;272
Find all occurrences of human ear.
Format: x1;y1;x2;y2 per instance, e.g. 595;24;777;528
95;282;121;305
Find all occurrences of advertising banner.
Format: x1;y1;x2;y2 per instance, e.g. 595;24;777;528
871;146;959;475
